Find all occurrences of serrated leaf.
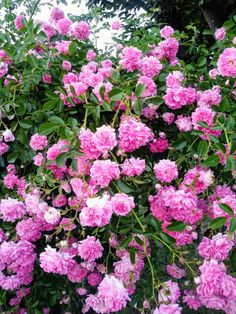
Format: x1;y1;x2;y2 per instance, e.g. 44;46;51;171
219;203;234;215
167;221;186;232
129;248;136;264
7;152;20;163
19;119;32;129
208;217;227;229
149;217;162;231
134;236;144;246
117;180;134;193
202;155;220;167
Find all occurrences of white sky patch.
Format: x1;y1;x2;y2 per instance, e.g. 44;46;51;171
15;0;119;51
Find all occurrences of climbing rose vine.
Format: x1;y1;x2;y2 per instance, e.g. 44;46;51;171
0;5;236;314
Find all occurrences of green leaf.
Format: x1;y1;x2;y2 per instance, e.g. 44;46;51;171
149;217;162;231
219;97;229;112
134;99;142;115
229;217;236;232
134;236;144;246
209;135;219;143
129;248;136;264
19;119;32;129
159;232;176;244
68;41;77;55
167;221;186;232
197;140;208;156
219;203;234;215
208;217;227;229
7;152;20;163
135;83;146;97
225;116;235;130
108;88;123;101
56;152;68;168
48;116;65;125
202;155;220;167
198;121;209;128
198;56;207;67
117;180;134;193
120;236;132;249
39;123;59;135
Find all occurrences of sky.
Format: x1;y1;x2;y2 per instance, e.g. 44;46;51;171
16;0;117;50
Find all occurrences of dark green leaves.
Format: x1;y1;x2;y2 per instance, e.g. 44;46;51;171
197;140;208;156
135;83;146;97
208;217;227;229
167;221;186;232
219;203;234;215
202;155;220;167
39;123;59;135
108;88;123;101
134;99;142;115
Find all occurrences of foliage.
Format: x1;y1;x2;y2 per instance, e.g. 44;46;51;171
0;4;235;314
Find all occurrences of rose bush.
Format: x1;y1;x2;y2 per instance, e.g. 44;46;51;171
0;5;236;314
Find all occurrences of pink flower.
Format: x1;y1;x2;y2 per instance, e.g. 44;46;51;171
79;195;112;227
2;129;15;142
95;125;117;154
16;218;41;242
214;27;226;40
46;140;70;160
162;112;175;125
87;272;103;286
166;71;184;88
154;304;182;314
119;47;142;72
137;76;157;97
62;60;71;71
175;115;192;132
42;74;52;84
14;15;24;30
157;38;179;62
183;290;201;310
217;48;236;77
40;246;74;275
154;159;178;183
121;158;146;176
52;194;67;207
139;56;162;78
150;138;169;153
209;68;218;79
86;49;97;61
86;275;130;313
0;198;25;222
73;21;90;40
57;18;72;35
111;194;135;216
77;288;87;295
159;280;180;303
142;104;159;120
33;153;43;166
30;133;48;151
44;207;61;225
192;106;221;140
111;21;121;30
118;116;154;152
78;236;104;262
198;233;233;261
3;173;19;189
60;218;76;231
0;62;8;78
55;40;71;55
90;160;120;188
42;23;56;40
167;264;186;279
67;263;88;283
50;7;65;22
160;26;174;38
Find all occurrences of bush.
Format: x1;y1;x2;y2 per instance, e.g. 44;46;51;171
0;5;236;314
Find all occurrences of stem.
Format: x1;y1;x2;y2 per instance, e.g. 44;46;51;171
83;108;89;129
30;0;41;19
132;210;158;305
